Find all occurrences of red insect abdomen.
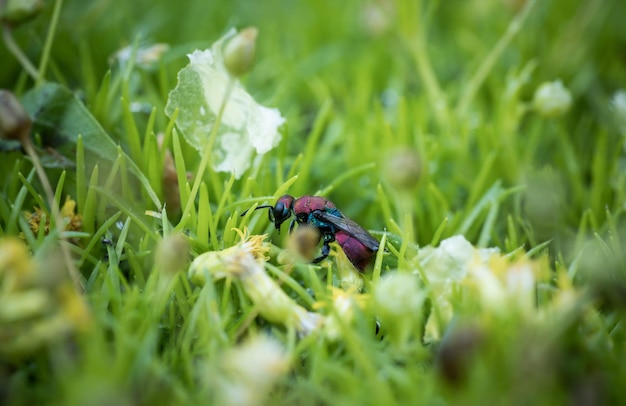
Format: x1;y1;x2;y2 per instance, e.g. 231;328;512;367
335;231;375;271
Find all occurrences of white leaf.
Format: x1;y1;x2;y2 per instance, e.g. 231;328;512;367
165;29;284;179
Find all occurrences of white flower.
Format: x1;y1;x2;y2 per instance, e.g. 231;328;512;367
469;257;537;315
374;272;424;317
417;235;499;342
216;335;290;406
374;272;426;346
110;43;169;68
417;235;499;284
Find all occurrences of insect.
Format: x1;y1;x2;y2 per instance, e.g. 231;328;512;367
242;195;379;271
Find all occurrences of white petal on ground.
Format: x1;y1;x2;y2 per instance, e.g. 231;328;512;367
165;29;284;179
417;235;499;283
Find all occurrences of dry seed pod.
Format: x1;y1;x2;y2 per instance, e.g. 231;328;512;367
0;89;31;143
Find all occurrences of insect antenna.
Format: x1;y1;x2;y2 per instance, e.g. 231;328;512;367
240;205;274;217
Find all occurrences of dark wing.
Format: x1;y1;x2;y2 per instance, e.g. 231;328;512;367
312;211;380;251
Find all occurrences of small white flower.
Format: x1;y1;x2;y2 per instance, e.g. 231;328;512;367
374;272;424;317
374;272;426;346
110;43;169;68
216;335;290;406
360;0;394;36
418;235;499;284
533;79;573;117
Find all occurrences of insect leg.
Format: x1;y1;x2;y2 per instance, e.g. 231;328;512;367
312;232;334;263
288;219;296;234
312;241;331;263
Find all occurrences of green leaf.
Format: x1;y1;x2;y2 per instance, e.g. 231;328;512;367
20;82;161;209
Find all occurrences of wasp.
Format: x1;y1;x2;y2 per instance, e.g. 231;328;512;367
243;195;379;271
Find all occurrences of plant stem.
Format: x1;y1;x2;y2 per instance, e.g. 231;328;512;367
36;0;64;87
177;78;236;232
412;33;448;130
456;0;538;117
1;23;38;81
403;1;449;131
22;139;84;291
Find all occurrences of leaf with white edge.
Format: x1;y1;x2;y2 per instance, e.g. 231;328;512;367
165;29;284;179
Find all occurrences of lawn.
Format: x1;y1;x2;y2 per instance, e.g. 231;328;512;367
1;0;625;404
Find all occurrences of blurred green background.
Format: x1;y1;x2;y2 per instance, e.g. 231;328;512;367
2;0;626;404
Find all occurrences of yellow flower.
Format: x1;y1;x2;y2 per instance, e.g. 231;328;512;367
0;237;35;289
418;235;550;341
0;289;51;322
316;288;366;341
0;238;91;360
466;255;545;317
25;196;82;236
56;281;92;331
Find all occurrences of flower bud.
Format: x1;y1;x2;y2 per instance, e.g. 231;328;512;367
532;80;572;118
0;89;31;143
154;233;189;276
110;43;169;69
0;0;44;25
436;321;484;386
188;231;268;284
223;27;258;77
374;272;425;347
285;224;321;263
383;147;422;191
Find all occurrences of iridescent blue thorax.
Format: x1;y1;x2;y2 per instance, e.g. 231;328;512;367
305;208;342;235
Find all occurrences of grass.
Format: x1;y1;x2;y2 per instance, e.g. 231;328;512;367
1;0;626;404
